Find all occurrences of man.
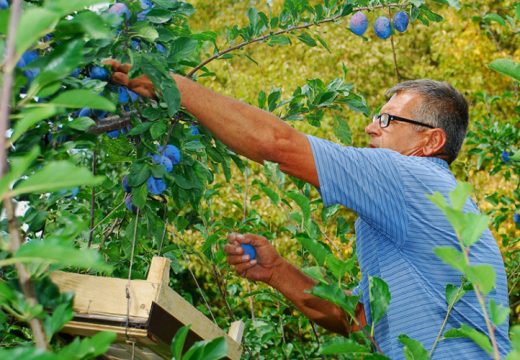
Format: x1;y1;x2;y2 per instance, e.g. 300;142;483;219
108;62;510;358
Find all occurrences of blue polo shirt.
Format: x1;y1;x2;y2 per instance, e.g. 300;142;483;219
307;136;510;359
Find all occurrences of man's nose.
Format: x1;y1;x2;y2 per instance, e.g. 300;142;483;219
365;120;380;135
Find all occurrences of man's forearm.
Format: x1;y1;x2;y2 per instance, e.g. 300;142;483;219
269;258;356;335
173;74;295;164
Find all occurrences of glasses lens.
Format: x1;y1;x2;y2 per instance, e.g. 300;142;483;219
380;113;389;128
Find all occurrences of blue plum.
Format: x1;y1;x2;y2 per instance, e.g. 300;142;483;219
107;130;120;139
501;151;510;162
349;11;368;36
78;108;92;117
17;51;38;68
122;176;131;193
108;3;131;20
190;125;200;135
393;11;409;33
514;212;520;224
0;0;8;9
152;154;173;173
118;86;130;104
140;0;153;9
128;89;139;102
156;43;166;53
374;16;392;40
70;68;81;77
90;66;110;80
241;244;256;260
158;144;181;165
131;39;141;50
146;177;166;195
125;194;138;212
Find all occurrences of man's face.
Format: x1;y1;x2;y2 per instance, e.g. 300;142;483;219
365;91;428;156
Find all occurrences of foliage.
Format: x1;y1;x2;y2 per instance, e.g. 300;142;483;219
0;0;518;359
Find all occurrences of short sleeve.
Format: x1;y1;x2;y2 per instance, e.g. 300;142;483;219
307;135;408;244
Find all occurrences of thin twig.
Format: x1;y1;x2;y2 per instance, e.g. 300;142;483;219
388;8;402;82
87;150;97;248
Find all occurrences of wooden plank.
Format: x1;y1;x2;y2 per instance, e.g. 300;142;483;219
154;285;242;360
146;257;170;285
50;271;158;320
228;321;245;343
104;343;164;360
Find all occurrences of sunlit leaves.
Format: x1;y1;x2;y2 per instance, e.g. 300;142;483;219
488;298;509;326
489;59;520;82
50;90;116;111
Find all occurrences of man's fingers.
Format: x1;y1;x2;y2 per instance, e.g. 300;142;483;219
112;72;129;86
104;59;132;73
226;254;250;265
234;261;257;274
224;243;243;255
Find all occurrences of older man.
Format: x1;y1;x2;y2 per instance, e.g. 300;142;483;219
109;63;510;358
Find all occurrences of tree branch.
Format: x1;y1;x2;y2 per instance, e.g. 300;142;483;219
0;0;48;350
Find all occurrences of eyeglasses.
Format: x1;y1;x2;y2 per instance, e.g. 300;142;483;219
372;113;435;129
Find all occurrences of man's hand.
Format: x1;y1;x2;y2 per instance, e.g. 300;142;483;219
104;59;156;98
224;233;285;284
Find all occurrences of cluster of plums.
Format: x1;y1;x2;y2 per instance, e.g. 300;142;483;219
123;144;182;211
349;10;409;39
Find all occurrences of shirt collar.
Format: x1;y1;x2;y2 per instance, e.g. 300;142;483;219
425;156;449;169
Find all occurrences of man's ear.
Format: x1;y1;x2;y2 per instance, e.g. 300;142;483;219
422;128;447;157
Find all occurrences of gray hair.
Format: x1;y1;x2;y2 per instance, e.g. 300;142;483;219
385;79;469;164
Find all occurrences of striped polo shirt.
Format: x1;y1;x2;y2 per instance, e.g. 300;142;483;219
307;135;511;359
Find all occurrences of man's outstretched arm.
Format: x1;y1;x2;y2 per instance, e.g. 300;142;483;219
107;61;319;187
224;233;366;335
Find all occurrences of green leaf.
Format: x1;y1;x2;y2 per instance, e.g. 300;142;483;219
398;334;429;360
286;191;310;227
296;234;330;266
489;58;520;82
14;238;111;272
15;8;60;57
170;37;198;62
0;280;16;304
44;303;73;341
460;213;489;247
269;35;292;46
0;147;40;199
483;13;506;26
444;324;493;355
66;117;96;131
488;298;509;326
134;23;159;42
434;246;466;273
302;266;328;284
55;331;117;360
45;0;108;16
449;182;472;211
132;183;148;208
297;33;317;47
506;325;520;360
428;192;448;210
466;264;496;295
333;116;352;145
64;11;112;40
128;163;151;187
320;337;371;355
171;325;190;360
150;120;167;139
369;276;391;325
199;337;227;360
50;90;115;111
11;106;58;144
445;283;465;306
29;40;84;94
310;282;358;316
10;161;103;198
